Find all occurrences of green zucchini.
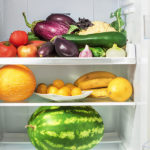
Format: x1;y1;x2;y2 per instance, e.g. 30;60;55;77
62;32;126;48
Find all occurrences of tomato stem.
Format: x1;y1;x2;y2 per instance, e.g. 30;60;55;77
3;41;11;46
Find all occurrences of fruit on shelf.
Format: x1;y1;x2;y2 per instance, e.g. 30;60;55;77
53;79;65;89
86;88;108;98
0;65;36;102
17;45;37;57
71;87;82;96
107;77;133;102
75;71;116;86
26;106;104;150
77;78;114;90
36;83;47;94
0;41;17;57
57;86;71;96
65;83;76;90
47;86;58;94
9;30;28;47
36;80;83;96
75;71;116;90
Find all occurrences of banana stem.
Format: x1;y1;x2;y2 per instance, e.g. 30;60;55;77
22;12;32;28
25;125;35;130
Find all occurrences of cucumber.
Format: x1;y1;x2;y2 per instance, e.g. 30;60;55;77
62;32;126;48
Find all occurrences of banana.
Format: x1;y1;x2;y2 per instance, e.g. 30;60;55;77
85;88;108;98
75;71;116;86
78;78;114;90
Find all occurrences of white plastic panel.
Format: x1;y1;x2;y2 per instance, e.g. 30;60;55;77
2;0;28;40
28;0;93;22
93;0;119;23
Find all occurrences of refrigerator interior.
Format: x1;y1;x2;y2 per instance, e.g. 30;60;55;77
0;0;149;150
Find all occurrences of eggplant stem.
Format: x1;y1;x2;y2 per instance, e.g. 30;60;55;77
22;12;32;28
25;125;35;130
50;36;57;43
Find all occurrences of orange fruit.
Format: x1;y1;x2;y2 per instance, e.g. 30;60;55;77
71;87;82;96
0;65;36;102
57;87;71;96
36;83;47;94
107;77;133;102
48;84;53;88
47;86;58;94
65;83;76;90
53;79;64;89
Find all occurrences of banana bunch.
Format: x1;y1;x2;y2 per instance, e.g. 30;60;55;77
74;71;116;98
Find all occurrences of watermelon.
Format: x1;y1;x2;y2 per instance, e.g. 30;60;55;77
26;106;104;150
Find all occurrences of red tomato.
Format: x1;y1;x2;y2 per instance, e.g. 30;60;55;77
9;31;28;47
17;45;37;57
0;41;17;57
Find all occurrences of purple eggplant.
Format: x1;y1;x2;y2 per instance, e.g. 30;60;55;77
55;38;79;57
37;42;54;57
22;12;69;40
46;14;75;25
34;21;69;40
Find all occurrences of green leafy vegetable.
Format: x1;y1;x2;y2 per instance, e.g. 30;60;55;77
110;8;126;36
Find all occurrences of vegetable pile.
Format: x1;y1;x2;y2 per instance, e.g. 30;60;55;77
0;8;127;58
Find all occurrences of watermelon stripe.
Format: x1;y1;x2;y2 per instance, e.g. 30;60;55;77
38;119;62;127
78;127;104;138
43;111;64;117
64;116;103;124
34;137;48;150
45;139;64;148
40;130;75;140
78;138;102;150
64;145;77;150
66;109;97;115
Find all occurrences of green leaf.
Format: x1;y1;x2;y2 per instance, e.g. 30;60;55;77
110;8;126;34
67;25;79;34
110;13;114;18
